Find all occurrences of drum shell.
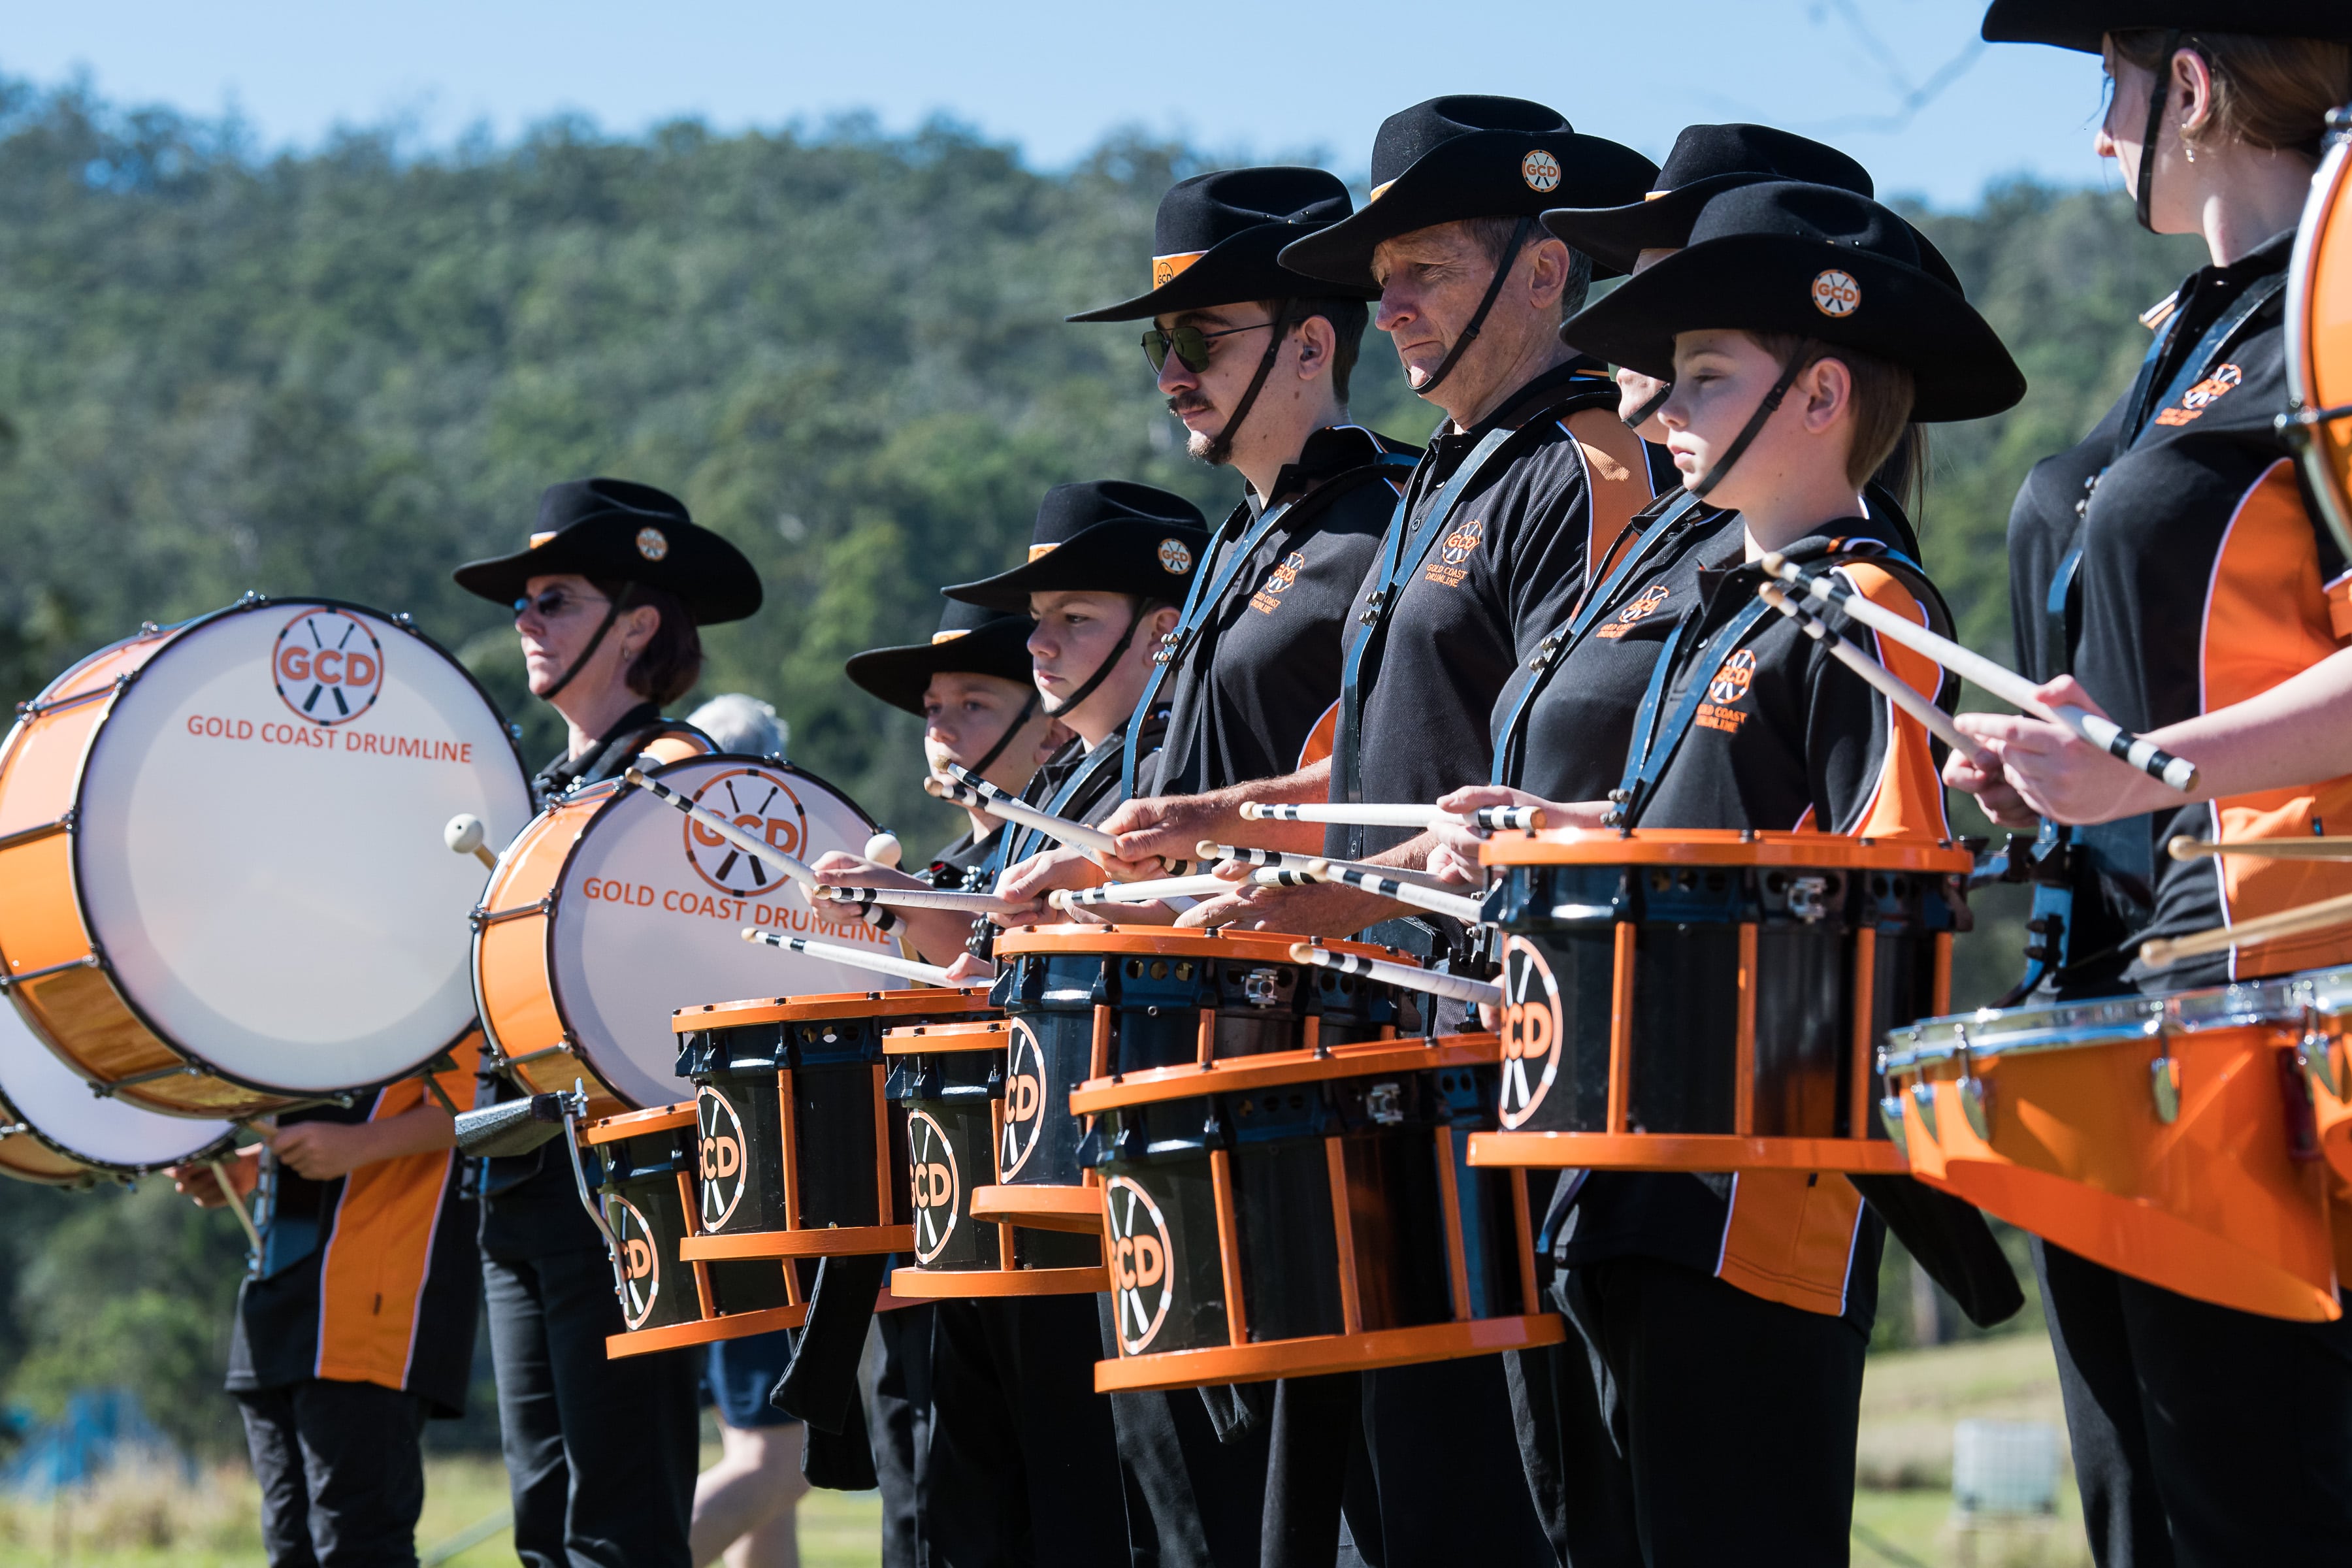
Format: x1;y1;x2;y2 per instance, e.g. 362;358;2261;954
887;1049;1096;1274
679;1019;906;1237
594;1122;798;1334
476;789;630;1114
2288;127;2352;560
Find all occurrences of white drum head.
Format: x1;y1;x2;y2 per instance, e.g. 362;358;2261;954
547;756;892;1108
0;997;235;1171
77;602;532;1094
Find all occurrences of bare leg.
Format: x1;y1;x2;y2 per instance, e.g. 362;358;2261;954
690;1418;806;1568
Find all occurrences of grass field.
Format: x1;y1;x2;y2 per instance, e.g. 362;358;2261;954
0;1335;2087;1566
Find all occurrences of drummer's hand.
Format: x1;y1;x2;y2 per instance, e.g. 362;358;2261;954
1176;877;1397;937
942;953;996;985
1961;676;2176;826
994;846;1102;915
1942;724;2039;832
1098;787;1316;870
268;1120;382;1182
807;851;928;892
168;1149;259;1209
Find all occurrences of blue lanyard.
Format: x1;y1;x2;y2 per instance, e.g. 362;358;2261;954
1608;591;1779;827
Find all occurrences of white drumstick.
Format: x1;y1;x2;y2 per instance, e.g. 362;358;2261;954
1288;943;1503;1007
1757;585;1991;764
1303;860;1490;925
1051;870;1279;909
1759;553;2199;792
1199;841;1460;894
817;884;1026;917
625;768;819;891
444;814;498;870
927;767;1122;858
209;1159;265;1255
741;928;956;987
2167;834;2352;863
1239;800;1545;832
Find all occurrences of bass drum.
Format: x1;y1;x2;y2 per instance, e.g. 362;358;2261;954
0;598;533;1118
2288;109;2352;557
0;998;237;1185
474;755;898;1113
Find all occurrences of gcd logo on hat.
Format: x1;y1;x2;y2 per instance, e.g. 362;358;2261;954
907;1109;960;1265
696;1086;749;1232
998;1019;1048;1179
1498;937;1564;1129
1158;538;1194;576
1522;150;1561;193
1107;1176;1176;1353
272;608;385;727
683;768;809;896
636;527;670;561
610;1196;661;1330
1811;269;1861;318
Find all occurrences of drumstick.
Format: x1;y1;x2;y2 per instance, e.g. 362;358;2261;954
625;768;819;891
926;766;1118;856
1301;860;1489;925
1239;801;1546;832
208;1159;265;1254
1050;868;1284;909
741;928;958;987
816;884;1028;917
2167;834;2352;863
444;814;498;870
1759;553;2199;792
1198;841;1462;894
2138;889;2352;970
1757;585;1992;765
1288;943;1503;1007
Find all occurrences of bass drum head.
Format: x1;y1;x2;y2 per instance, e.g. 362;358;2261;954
0;996;235;1175
76;601;532;1094
2291;131;2352;557
548;756;893;1109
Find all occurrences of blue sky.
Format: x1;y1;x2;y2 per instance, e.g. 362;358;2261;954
4;0;2123;209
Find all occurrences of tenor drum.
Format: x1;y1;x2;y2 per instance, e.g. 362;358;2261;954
672;988;996;1269
583;1103;811;1358
1070;1033;1561;1390
1882;974;2342;1322
0;995;235;1185
0;598;531;1118
473;755;892;1113
1467;830;1967;1173
2287;108;2352;559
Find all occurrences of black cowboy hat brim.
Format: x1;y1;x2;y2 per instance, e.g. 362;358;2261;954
1982;1;2352;52
453;520;762;625
845;616;1037;715
1560;233;2025;423
942;520;1209;615
1068;225;1378;323
1278;130;1659;289
1544;178;1967;293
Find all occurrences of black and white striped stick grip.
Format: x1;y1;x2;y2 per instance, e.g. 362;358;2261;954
1303;862;1489;924
742;927;956;987
1288;944;1501;1007
1238;801;1545;831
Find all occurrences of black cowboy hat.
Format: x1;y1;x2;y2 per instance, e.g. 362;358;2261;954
943;480;1211;615
1277;95;1658;289
1560;182;2025;424
1068;167;1375;323
845;600;1038;717
1982;2;2352;52
453;478;762;625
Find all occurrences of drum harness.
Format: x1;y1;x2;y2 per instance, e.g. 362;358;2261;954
1987;265;2289;1001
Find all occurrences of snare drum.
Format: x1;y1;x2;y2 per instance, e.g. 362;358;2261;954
2287;112;2352;558
1467;830;1967;1173
1068;1033;1562;1390
582;1104;809;1358
670;988;996;1271
1882;974;2342;1322
0;994;235;1186
0;598;531;1117
474;755;892;1113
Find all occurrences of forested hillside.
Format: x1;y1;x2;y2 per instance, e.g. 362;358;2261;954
0;76;2208;1448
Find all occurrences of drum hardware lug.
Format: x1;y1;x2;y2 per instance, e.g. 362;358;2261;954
1950;1026;1991;1141
2298;1003;2342;1100
1877;1092;1907;1143
1241;968;1284;1009
391;612;416;630
1909;1081;1938;1141
1786;875;1831;924
0;812;76;854
2149;1054;2182;1124
1364;1083;1405;1126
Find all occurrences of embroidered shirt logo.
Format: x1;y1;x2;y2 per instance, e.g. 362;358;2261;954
1697;648;1756;734
1158;538;1194;575
1250;550;1306;615
1522;150;1561;193
1810;269;1860;318
1426;519;1484;589
1595;582;1670;640
2153;363;2242;427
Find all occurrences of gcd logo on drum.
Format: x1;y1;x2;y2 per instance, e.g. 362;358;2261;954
272;608;385;726
907;1109;960;1266
684;768;809;896
998;1019;1048;1179
1106;1175;1175;1354
610;1196;662;1330
1498;936;1564;1130
696;1086;749;1232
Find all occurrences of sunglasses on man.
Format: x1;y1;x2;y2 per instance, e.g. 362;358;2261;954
1141;319;1277;374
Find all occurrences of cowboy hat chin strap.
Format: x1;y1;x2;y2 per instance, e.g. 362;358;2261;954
1690;339;1819;501
1203;300;1296;466
1414;215;1535;397
2135;29;2185;235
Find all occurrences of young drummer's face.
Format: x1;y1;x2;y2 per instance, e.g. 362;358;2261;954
1614;248;1681;436
1025;591;1140;707
1658;331;1787;506
921;671;1036;775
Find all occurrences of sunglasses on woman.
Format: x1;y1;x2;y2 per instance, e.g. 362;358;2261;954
512;588;612;623
1141;319;1276;374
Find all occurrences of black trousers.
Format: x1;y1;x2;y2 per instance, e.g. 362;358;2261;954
871;1302;934;1568
2036;1239;2352;1567
482;1246;700;1568
237;1379;428;1568
1336;1358;1554;1568
1096;1297;1271;1568
923;1294;1128;1567
1539;1255;1868;1566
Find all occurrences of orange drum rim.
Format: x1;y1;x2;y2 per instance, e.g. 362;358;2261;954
882;1020;1013;1055
889;1264;1109;1298
581;1102;696;1143
1480;827;1971;873
971;1183;1103;1233
2287;128;2352;556
605;1301;811;1358
1069;1034;1501;1115
671;987;995;1034
1466;1130;1909;1172
994;923;1411;966
681;1224;916;1260
1093;1315;1567;1392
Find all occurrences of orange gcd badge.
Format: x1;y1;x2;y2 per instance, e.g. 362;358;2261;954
611;1196;661;1330
272;608;384;726
998;1019;1047;1178
683;768;809;896
1498;936;1563;1130
1106;1176;1175;1353
1708;649;1757;706
696;1086;748;1232
907;1109;959;1264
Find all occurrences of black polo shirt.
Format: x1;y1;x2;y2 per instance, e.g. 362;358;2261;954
1330;359;1656;859
924;825;1005;892
1150;425;1416;796
2004;228;2352;992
